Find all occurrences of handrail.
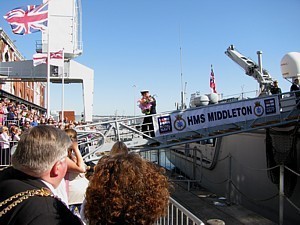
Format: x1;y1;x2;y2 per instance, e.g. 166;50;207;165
157;197;205;225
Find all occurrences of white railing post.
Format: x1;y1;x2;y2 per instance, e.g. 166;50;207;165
115;120;120;141
279;164;284;225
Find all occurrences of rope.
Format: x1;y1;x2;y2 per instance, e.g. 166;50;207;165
216;155;229;162
285;197;300;214
231;155;280;171
285;165;300;177
201;175;228;185
230;181;278;202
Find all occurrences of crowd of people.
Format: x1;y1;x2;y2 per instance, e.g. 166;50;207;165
0;98;91;166
0;126;172;225
0;97;86;131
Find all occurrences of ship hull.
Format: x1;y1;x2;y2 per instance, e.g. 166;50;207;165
166;127;300;225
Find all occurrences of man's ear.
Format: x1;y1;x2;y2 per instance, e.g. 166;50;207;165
50;161;60;177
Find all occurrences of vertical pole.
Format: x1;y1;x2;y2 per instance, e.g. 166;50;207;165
115;121;120;141
279;164;284;225
257;51;264;93
179;26;184;110
133;85;136;118
257;51;263;75
46;31;51;117
192;147;196;180
227;154;232;203
157;149;161;167
61;49;65;123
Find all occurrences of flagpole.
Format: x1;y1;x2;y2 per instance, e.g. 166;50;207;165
47;30;51;118
61;49;65;124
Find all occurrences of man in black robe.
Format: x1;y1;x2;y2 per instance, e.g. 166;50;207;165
0;126;82;225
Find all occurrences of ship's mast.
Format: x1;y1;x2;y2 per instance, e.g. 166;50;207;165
179;26;185;109
180;46;184;109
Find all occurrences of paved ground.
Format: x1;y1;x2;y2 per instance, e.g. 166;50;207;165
168;173;276;225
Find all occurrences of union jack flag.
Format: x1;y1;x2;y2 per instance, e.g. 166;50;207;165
3;2;48;35
210;65;217;93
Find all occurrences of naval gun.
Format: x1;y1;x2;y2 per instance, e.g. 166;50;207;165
225;45;274;95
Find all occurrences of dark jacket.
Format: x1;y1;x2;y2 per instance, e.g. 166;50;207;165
0;167;82;225
270;86;282;95
149;96;157;114
290;83;300;92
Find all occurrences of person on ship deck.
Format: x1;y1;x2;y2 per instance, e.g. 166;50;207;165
139;90;156;138
270;80;282;95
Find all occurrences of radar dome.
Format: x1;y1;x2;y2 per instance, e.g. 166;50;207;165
281;52;300;79
207;93;219;104
193;95;209;107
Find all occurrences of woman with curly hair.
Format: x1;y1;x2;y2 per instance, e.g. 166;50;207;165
84;152;171;225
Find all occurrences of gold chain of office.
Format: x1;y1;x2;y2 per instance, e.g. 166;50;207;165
0;187;52;217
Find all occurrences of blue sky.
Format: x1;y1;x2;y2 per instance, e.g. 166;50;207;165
1;0;300;116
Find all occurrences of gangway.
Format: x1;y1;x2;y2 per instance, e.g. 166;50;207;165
80;91;300;164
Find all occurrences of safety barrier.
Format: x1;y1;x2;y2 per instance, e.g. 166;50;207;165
4;119;19;127
0;140;18;167
157;197;205;225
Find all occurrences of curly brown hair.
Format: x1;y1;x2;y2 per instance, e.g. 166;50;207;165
84;153;171;225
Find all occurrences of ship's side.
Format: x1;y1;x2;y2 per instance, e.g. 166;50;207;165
166;125;300;225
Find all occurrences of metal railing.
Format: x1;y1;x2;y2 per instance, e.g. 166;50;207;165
157;197;205;225
0;140;18;166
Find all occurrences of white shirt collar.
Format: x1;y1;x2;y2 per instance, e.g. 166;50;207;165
40;179;58;196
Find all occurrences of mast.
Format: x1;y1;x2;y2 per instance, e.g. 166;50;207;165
180;46;184;109
179;26;185;109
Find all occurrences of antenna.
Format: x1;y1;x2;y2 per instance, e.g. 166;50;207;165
184;82;188;108
179;25;184;109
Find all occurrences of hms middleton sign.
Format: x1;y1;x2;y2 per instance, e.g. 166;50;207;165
154;97;279;137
